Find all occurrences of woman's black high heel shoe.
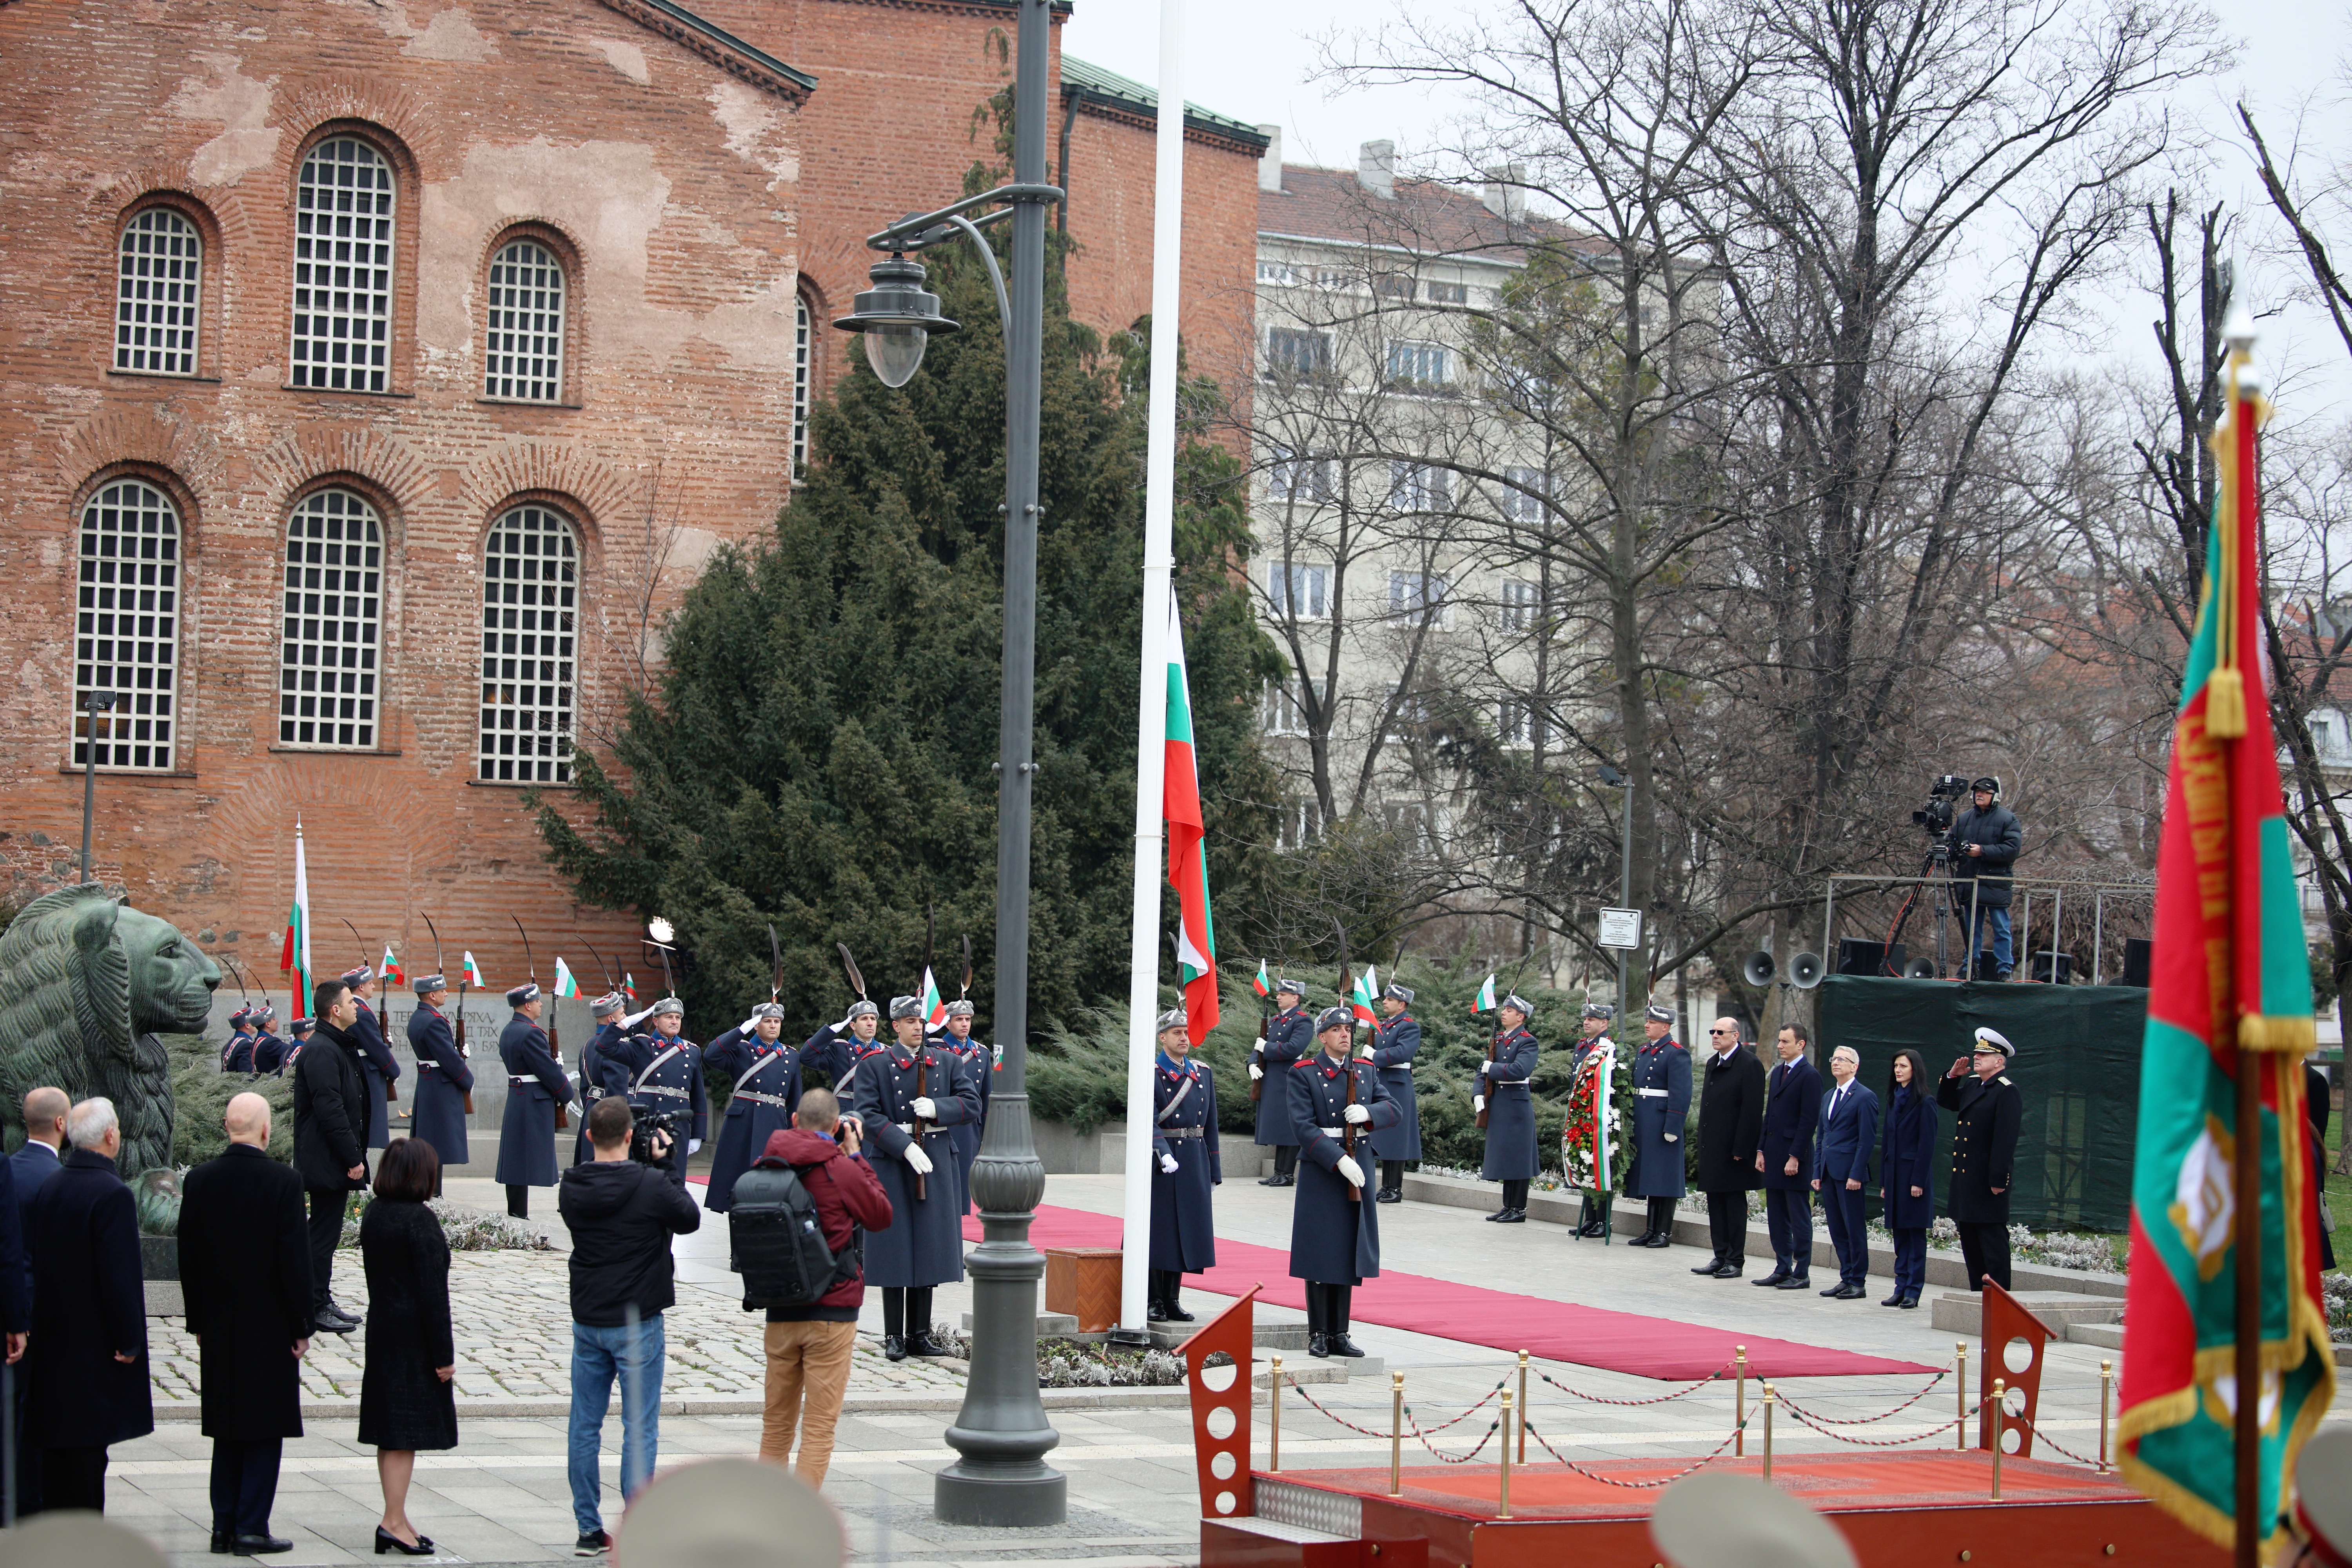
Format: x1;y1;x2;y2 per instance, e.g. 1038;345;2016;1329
376;1527;436;1556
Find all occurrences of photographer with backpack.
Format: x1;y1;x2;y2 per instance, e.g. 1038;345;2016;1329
729;1087;891;1486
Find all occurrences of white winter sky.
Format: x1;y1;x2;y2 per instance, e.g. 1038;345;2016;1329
1062;0;2352;428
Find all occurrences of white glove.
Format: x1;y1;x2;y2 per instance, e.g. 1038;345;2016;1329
1336;1155;1365;1188
834;1015;857;1034
904;1143;935;1176
460;1045;471;1058
912;1096;938;1120
1357;1044;1375;1060
1479;1060;1493;1075
740;1016;760;1036
1663;1132;1679;1143
1249;1063;1264;1081
1160;1151;1180;1174
1474;1094;1486;1114
688;1138;702;1154
1343;1102;1371;1124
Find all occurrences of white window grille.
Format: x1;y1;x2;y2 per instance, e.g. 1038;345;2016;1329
485;239;564;402
792;295;812;479
1268;561;1328;620
1268;448;1335;504
1504;466;1549;523
1500;579;1539;632
116;209;201;375
480;505;579;784
1279;797;1322;849
74;481;180;770
291;137;395;392
279;489;384;749
1389;571;1449;625
1389;463;1450;512
1266;328;1331;378
2311;717;2332;757
1264;679;1319;737
1386;339;1450;388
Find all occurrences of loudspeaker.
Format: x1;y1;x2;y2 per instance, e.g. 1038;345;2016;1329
1906;957;1940;980
1789;951;1825;989
1742;950;1777;987
2030;951;2073;985
1837;939;1907;976
2121;938;2152;987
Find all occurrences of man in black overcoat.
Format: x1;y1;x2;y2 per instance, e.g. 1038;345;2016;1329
1287;1007;1401;1359
10;1085;67;1515
1937;1026;2025;1290
1691;1017;1765;1279
1753;1023;1822;1289
180;1092;312;1553
294;979;373;1334
24;1097;151;1514
1254;978;1311;1186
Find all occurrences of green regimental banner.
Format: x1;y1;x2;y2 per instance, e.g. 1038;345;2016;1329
1815;975;2148;1234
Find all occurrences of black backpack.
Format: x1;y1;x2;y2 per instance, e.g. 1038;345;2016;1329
729;1160;860;1308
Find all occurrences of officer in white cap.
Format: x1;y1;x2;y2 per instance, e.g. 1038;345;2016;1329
1938;1025;2023;1289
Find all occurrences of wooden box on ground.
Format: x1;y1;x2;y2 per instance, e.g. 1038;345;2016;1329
1044;1246;1124;1332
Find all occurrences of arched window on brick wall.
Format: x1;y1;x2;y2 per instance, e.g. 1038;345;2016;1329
116;209;202;376
486;239;566;402
792;293;812;478
73;480;181;771
479;504;577;784
291;137;395;392
279;488;384;749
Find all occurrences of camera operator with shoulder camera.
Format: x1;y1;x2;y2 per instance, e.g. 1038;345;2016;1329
1944;777;2022;980
555;1096;700;1554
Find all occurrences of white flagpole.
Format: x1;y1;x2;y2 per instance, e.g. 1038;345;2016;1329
1118;0;1189;1339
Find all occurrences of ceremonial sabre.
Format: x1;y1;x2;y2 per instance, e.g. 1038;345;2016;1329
341;916;398;1103
515;915;567;1129
423;913;473;1113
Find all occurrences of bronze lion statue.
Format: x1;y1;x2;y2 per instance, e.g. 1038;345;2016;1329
0;885;220;1177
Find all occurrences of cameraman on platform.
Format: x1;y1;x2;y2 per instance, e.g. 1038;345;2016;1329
1944;777;2022;980
557;1096;700;1554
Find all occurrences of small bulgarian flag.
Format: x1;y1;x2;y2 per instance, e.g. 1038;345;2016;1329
622;971;639;1002
1350;965;1378;1025
1253;959;1272;999
920;966;947;1025
279;820;313;1004
1473;973;1497;1013
381;945;404;987
553;956;579;998
463;951;486;988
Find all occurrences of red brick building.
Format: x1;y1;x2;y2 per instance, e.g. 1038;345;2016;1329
0;0;1261;1009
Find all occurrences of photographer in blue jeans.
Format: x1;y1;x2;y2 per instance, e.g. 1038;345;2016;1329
1944;777;2022;980
557;1097;700;1554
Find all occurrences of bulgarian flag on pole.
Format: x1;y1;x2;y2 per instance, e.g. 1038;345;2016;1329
381;945;404;987
2118;316;2334;1557
279;819;313;1004
1473;973;1497;1013
621;971;639;1002
1350;965;1378;1026
1162;589;1219;1045
552;957;579;998
463;951;486;989
920;967;947;1026
1253;959;1272;999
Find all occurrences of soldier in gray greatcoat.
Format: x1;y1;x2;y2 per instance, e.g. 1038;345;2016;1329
935;999;994;1212
624;998;709;1154
494;982;575;1218
1147;1008;1219;1323
1253;978;1311;1186
701;1002;804;1212
1287;1007;1400;1359
853;996;982;1361
1365;982;1421;1203
1627;1002;1693;1248
405;973;474;1182
1478;995;1541;1222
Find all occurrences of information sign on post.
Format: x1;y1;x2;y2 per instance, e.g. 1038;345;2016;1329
1597;907;1643;951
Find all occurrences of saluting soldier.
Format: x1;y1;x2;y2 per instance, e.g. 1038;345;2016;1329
1627;1003;1693;1248
935;999;994;1211
1566;1003;1617;1236
1478;994;1541;1223
221;1007;258;1074
1365;982;1421;1203
494;981;575;1219
853;996;982;1360
1937;1026;2024;1290
270;1018;312;1077
1253;978;1311;1187
1147;1007;1220;1322
572;992;641;1166
342;964;403;1150
1287;1006;1400;1358
626;997;710;1159
405;972;473;1185
702;1002;804;1212
802;998;881;1091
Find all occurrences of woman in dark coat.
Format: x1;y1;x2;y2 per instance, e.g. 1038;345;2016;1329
358;1139;457;1555
1879;1048;1939;1308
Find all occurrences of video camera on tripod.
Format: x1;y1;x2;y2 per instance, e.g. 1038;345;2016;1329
1912;774;1972;852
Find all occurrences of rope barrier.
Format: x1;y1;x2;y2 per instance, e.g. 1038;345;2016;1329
1532;1358;1735;1406
1778;1392;1990;1448
1519;1412;1753;1489
2009;1412;2108;1468
1769;1363;1955;1426
1405;1382;1508;1435
1279;1377;1506;1440
1414;1417;1503;1465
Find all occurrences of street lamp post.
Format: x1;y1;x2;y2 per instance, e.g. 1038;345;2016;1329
1599;763;1633;1011
832;0;1065;1527
79;689;118;884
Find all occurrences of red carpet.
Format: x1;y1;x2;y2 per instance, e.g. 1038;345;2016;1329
962;1204;1934;1380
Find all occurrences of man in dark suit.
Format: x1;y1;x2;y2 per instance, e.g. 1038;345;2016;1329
1812;1045;1880;1299
1753;1024;1823;1289
1938;1027;2025;1290
1691;1018;1765;1279
9;1086;68;1516
25;1097;152;1513
293;979;372;1335
180;1092;311;1553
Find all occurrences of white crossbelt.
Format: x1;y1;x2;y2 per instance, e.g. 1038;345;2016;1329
892;1122;947;1136
1635;1088;1669;1097
731;1089;792;1109
1318;1125;1343;1137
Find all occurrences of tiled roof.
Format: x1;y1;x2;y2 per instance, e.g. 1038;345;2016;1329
1060;56;1270;152
598;0;817;98
1258;165;1603;264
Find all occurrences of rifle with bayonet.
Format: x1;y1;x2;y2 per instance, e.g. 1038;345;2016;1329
1335;921;1361;1204
423;915;473;1113
515;916;567;1129
342;917;398;1103
909;906;936;1199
